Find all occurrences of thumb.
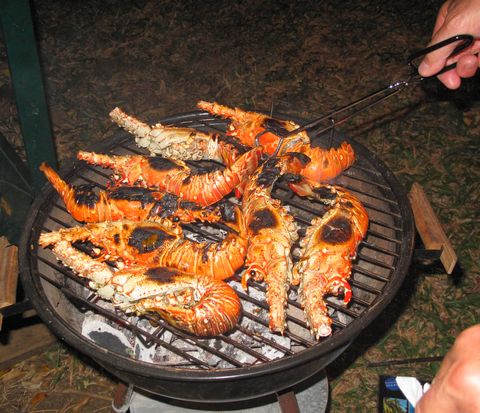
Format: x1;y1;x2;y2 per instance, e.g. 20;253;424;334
418;28;461;77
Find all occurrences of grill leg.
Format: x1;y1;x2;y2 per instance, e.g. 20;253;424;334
277;389;301;413
111;382;134;413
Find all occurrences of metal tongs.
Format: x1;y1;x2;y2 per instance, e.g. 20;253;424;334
263;34;475;156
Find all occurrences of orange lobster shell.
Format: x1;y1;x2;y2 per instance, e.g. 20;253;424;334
77;146;262;206
197;100;356;182
40;163;227;224
291;180;369;338
49;240;241;336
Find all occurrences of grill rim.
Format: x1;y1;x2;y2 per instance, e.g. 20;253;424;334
19;109;415;384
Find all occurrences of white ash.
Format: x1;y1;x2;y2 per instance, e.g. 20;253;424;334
82;312;135;357
80;279;295;369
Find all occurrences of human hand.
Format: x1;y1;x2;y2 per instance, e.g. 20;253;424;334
415;324;480;413
418;0;480;89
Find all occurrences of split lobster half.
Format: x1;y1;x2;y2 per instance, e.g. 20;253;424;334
40;163;230;224
48;240;241;336
77;146;262;207
240;155;302;334
39;210;248;281
197;100;356;182
290;179;369;339
110;107;246;168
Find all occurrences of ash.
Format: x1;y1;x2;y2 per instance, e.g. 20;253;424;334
80;279;294;369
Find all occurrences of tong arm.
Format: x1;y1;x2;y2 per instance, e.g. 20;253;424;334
265;34;475;155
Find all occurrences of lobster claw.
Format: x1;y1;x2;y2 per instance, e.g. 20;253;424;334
241;264;266;291
327;276;352;305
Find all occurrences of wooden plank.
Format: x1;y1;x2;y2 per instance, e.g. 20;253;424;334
0;319;58;370
0;237;19;329
408;182;458;274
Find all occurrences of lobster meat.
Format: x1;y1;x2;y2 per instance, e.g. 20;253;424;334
290;179;369;339
77;146;262;206
110;107;246;168
39;212;248;281
40;163;230;224
240;156;301;333
48;240;241;336
197;100;356;182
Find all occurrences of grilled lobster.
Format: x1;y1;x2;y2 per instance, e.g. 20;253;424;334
110;107;246;168
77;146;262;206
40;163;230;224
290;180;369;338
197;100;356;182
240;156;302;333
39;211;247;281
48;240;241;336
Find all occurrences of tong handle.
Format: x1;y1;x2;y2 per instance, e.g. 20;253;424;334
265;34;476;155
407;34;474;77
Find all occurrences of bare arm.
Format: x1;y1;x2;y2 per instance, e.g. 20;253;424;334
418;0;480;89
416;324;480;413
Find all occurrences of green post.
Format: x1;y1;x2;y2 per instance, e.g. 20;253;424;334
0;0;57;192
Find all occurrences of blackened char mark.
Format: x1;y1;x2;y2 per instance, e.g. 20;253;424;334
147;156;182;171
256;158;281;188
217;134;248;155
280;173;302;184
108;186;155;207
128;226;175;253
284;151;311;166
150;193;180;219
319;216;352;245
181;162;224;185
248;208;278;235
313;186;338;206
218;200;235;222
261;118;290;138
146;267;178;283
73;184;100;208
72;239;102;257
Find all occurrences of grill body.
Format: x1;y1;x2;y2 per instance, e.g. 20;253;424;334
19;110;415;402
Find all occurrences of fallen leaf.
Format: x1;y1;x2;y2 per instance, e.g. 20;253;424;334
31;392;48;406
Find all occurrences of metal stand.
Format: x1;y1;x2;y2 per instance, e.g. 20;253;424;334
111;382;134;413
111;370;328;413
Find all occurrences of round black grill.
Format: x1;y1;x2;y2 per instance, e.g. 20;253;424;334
19;110;415;402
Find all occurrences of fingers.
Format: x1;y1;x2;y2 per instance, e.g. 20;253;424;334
435;53;479;89
437;71;462;89
418;2;456;77
456;53;480;77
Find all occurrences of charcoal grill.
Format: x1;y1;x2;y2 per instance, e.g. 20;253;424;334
19;109;415;403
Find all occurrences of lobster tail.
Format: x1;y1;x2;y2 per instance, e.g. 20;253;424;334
297;142;356;182
40;163;75;202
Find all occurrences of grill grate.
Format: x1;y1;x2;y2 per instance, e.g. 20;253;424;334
22;110;414;375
